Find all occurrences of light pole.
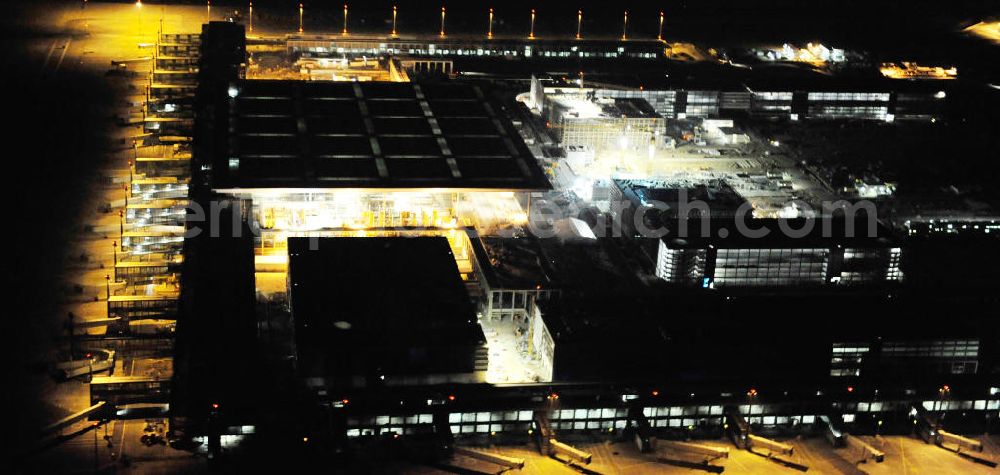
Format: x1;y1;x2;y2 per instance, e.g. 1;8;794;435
658;11;664;41
131;139;137;179
937;385;950;414
576;10;582;40
135;0;142;36
528;9;535;39
112;240;118;266
747;388;758;432
439;6;446;37
248;2;253;33
299;3;304;34
487;8;493;39
621;10;628;41
391;5;398;37
105;274;111;300
119;209;124;243
342;4;348;36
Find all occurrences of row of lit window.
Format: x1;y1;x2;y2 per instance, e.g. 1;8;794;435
301;46;654;59
833;344;870;353
643;406;724;418
755;92;794;101
683;106;718;117
715;276;825;286
881;349;979;357
754;104;793;111
838;272;880;283
831;368;861;377
449;411;534;424
344;403;1000;438
807;92;890;102
714;268;827;277
717;248;830;260
808;106;888;119
920;400;999;411
348;414;434;427
600;90;677;99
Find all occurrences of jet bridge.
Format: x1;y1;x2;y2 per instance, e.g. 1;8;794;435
532;410;593;464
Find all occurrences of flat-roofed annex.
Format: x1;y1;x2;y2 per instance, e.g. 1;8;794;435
214;80;550;191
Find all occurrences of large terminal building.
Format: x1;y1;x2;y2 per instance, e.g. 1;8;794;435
132;20;998;466
203;78;548;296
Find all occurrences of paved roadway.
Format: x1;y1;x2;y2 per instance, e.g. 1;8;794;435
420;435;999;474
11;2;203;472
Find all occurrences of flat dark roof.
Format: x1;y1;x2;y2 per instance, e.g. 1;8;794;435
470;233;646;294
535;296;673;382
213;80;550;190
287;237;484;380
615;179;749;212
471;233;551;291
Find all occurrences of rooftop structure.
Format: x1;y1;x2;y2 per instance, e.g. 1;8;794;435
213;80;549;191
469;233;553;321
543;91;665;149
287;237;487;389
526;295;671;382
193;28;548;298
880;62;958;80
287;34;665;61
611;179;750;237
544;67;950;122
745;42;851;67
655;218;903;288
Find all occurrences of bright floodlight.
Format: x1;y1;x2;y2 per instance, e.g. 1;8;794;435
227;86;239;98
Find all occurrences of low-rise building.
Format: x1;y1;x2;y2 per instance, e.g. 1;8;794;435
543;91;665;149
654;218;903;288
288;237;487;390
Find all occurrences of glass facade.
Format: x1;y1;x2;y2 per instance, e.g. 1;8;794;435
656;240;900;287
553;116;664;149
655;244;706;284
289;37;663;61
596;89;678;119
882;339;980;375
341;397;1000;438
830;342;870;377
685;90;720;118
714;248;829;287
582;88;940;122
807;105;889;120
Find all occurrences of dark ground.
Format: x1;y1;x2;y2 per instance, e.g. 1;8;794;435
2;1;117;444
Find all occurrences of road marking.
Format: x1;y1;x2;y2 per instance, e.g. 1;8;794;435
899;437;909;475
40;40;58;74
52;38;73;74
120;420;129;462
